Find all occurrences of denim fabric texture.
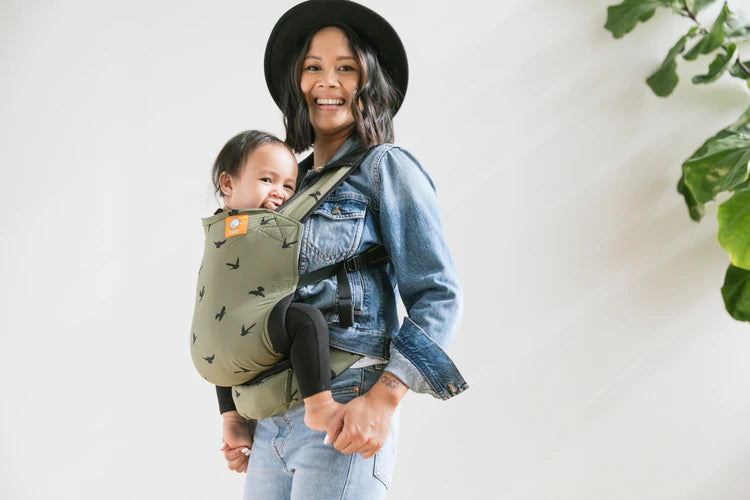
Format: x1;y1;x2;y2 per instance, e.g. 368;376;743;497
244;365;399;500
294;135;467;400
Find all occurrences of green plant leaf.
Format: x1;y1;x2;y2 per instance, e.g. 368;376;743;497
729;60;750;80
692;43;737;83
734;176;750;191
683;2;731;60
722;264;750;321
678;0;717;16
605;0;682;38
725;10;750;43
693;0;718;13
726;105;750;132
718;188;750;269
683;134;750;202
681;105;750;203
646;30;697;96
677;175;706;220
683;0;717;16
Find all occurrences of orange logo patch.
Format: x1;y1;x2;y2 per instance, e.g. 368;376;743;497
225;215;248;238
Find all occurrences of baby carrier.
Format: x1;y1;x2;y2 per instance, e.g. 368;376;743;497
190;148;389;419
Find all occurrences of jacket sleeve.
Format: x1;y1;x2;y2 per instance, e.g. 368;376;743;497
374;146;468;400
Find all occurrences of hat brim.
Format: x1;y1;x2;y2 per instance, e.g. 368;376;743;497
264;0;408;114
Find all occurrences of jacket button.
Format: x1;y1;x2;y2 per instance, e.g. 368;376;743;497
352;387;359;394
332;206;341;215
447;383;456;394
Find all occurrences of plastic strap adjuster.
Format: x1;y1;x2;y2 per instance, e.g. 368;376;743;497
344;254;362;273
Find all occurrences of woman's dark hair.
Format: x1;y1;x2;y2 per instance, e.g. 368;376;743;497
211;130;289;197
280;23;401;153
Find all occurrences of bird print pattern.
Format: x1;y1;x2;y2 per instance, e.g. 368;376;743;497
193;193;308;388
215;306;226;321
241;323;256;336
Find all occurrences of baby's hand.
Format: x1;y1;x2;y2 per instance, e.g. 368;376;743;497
221;411;255;473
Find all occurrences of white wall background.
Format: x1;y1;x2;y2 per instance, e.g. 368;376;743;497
2;0;750;498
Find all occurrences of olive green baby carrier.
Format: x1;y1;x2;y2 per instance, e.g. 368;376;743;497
190;148;388;420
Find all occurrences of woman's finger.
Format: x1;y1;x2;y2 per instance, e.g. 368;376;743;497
228;454;248;472
336;434;361;455
324;409;345;446
223;446;246;462
351;438;379;457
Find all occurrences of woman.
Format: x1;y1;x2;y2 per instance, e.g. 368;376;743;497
219;1;467;497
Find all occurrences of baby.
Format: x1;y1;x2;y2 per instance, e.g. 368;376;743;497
210;129;342;432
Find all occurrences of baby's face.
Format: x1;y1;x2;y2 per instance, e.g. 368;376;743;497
224;144;298;210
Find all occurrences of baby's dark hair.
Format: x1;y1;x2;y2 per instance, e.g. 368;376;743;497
212;130;290;197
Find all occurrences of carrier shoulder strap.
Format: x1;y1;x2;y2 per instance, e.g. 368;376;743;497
279;145;390;327
277;147;374;223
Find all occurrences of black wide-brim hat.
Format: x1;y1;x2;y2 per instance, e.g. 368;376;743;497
264;0;408;114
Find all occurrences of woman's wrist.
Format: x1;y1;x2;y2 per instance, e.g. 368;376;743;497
365;371;408;409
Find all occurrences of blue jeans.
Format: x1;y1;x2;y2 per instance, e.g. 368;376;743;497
243;365;399;500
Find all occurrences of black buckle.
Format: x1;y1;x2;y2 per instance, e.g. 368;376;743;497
344;255;362;273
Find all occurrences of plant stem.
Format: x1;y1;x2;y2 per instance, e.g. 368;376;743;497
682;1;750;78
737;57;750;76
684;1;699;24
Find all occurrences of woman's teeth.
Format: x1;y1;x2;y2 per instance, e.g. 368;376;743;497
316;98;344;106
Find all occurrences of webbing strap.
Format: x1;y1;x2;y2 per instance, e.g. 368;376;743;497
297;245;390;288
297;245;390;327
280;146;384;327
278;147;374;223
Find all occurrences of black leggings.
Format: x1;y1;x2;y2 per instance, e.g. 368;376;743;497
215;302;331;413
267;302;331;399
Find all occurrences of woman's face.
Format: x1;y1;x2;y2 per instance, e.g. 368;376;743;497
300;26;361;140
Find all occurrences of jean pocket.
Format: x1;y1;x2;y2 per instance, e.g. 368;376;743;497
305;198;367;264
372;391;399;489
330;367;363;404
373;438;397;489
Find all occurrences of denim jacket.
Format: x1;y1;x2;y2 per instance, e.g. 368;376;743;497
294;135;468;400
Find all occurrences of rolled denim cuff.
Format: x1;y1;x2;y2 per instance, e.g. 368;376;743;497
387;318;468;400
384;348;433;394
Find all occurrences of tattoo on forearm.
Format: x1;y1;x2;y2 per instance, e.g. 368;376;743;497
380;374;400;390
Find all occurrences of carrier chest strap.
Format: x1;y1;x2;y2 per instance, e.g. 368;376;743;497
297;245;390;327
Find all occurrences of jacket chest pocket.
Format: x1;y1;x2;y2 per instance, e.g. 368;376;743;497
303;198;367;265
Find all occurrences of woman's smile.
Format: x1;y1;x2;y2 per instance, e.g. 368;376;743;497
314;96;346;108
300;27;360;138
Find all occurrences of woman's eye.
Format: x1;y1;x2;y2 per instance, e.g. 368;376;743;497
338;65;356;72
304;64;320;71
